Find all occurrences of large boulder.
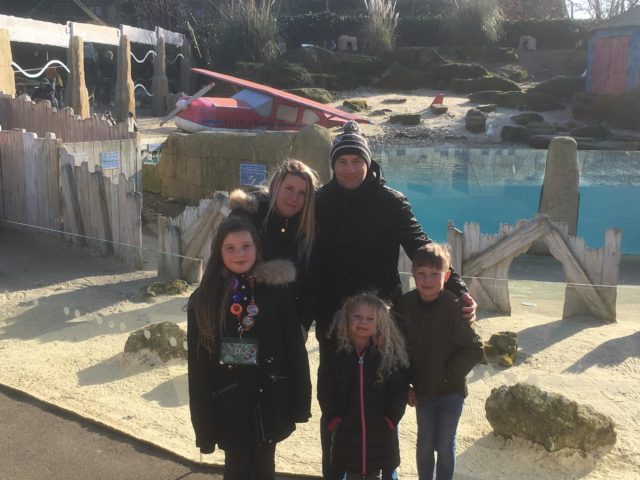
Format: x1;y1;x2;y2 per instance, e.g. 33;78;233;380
569;124;611;139
511;112;544;125
465;108;487;133
469;90;563;111
280;46;339;72
377;63;432;90
526;121;557;136
343;99;369;112
572;91;640;131
448;46;519;62
432;63;488;83
260;61;314;88
124;321;187;362
285;87;334;104
393;47;447;70
485;383;617;453
142;280;189;298
501;125;529;143
529;76;584;100
450;76;520;94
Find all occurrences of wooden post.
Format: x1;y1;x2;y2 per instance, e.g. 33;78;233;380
152;32;169;116
115;34;135;123
180;40;192;94
0;29;16;96
69;36;90;119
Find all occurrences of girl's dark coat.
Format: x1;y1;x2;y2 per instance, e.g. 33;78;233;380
317;347;408;474
187;260;312;454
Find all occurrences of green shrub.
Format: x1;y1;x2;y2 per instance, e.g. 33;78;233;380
500;19;592;49
215;0;280;66
442;0;504;46
278;12;365;49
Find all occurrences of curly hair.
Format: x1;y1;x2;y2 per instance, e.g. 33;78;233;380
328;292;409;383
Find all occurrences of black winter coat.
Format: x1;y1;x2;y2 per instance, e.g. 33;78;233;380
317;347;408;474
187;261;312;453
229;188;316;329
314;168;467;322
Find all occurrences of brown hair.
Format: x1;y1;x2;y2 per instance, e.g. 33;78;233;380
188;216;262;351
412;243;451;272
328;292;409;383
266;159;320;266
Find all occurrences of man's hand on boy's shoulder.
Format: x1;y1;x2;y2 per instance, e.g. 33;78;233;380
460;292;477;324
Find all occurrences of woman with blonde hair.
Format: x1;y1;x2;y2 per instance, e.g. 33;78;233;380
317;292;409;480
229;159;320;330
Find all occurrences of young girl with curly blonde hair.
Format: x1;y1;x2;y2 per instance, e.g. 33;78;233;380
317;292;409;480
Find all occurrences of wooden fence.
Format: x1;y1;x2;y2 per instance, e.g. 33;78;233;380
0;94;135;143
450;214;621;322
0;128;142;268
158;192;230;282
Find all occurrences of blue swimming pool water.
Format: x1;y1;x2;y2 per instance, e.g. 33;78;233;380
377;148;640;254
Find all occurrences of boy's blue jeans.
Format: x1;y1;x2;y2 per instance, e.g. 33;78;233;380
415;393;465;480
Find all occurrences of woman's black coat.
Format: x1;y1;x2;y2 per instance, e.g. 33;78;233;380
317;347;408;474
229;188;316;329
314;168;467;324
187;261;312;453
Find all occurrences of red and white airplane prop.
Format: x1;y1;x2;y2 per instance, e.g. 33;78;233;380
161;68;369;133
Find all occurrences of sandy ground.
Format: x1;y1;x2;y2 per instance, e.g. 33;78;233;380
1;226;639;479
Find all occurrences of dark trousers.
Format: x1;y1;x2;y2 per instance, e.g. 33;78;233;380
223;443;277;480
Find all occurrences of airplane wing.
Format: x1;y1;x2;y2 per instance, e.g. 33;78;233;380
191;68;371;124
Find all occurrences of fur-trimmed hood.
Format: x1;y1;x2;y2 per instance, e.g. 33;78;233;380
253;259;296;285
229;188;268;214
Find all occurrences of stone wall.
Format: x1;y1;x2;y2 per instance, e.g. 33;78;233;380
156;124;332;202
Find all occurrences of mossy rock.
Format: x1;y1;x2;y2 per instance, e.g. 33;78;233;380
335;52;387;76
501;125;529;143
465;108;487;133
511;112;544;125
310;73;342;90
142;280;190;298
569;124;611;139
451;46;518;62
286;88;334;104
521;91;564;111
260;61;314;88
469;90;562;111
124;321;187;362
281;46;339;73
526;121;557;136
477;104;498;113
392;47;447;70
376;63;434;90
497;65;530;83
343;99;369;112
529;76;585;100
389;114;422;125
432;62;488;83
450;75;521;94
572;92;640;131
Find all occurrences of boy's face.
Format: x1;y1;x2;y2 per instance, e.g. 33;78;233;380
413;265;451;302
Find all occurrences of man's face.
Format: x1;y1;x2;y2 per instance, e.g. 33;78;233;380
333;154;367;190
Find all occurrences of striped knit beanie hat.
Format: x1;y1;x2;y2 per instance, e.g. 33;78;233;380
330;121;371;170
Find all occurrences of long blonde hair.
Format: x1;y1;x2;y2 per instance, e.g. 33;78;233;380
328;292;409;383
266;159;320;266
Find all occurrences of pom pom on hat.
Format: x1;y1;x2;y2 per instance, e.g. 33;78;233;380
330;121;371;170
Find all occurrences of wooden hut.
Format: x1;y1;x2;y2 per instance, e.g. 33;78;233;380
586;6;640;94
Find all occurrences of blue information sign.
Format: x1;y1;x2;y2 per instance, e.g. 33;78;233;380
239;163;267;186
100;151;120;170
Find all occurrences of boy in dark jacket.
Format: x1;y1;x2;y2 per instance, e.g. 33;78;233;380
396;243;484;480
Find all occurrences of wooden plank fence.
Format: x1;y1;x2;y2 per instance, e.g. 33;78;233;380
0;94;135;143
450;214;621;322
63;138;140;183
158;192;230;282
0;128;62;232
0;127;142;268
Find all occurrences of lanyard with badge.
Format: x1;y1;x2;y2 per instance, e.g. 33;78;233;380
220;275;260;366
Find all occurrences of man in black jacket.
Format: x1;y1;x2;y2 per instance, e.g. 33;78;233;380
314;121;476;479
314;121;475;343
